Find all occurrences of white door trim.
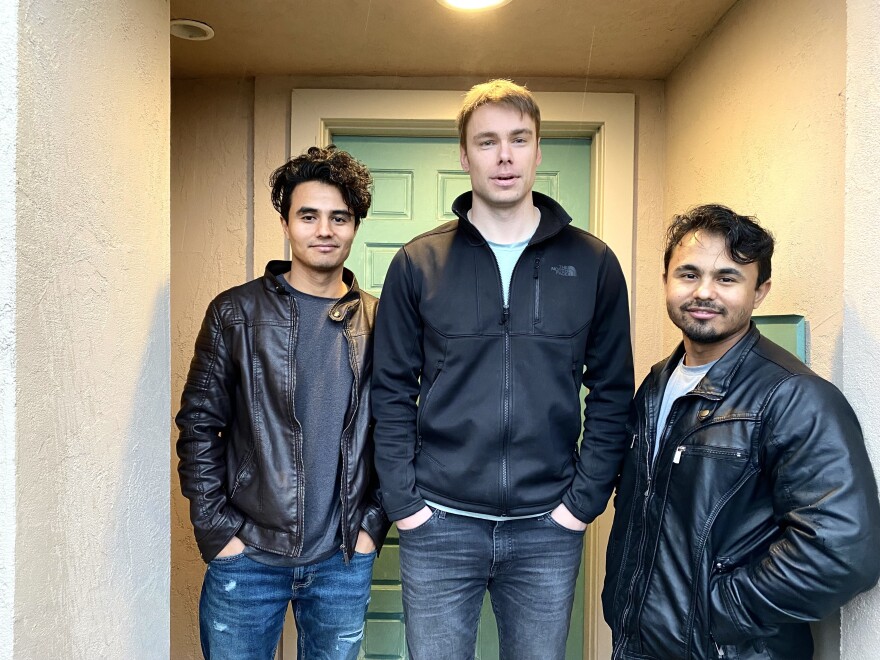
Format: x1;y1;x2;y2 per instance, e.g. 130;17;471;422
289;88;635;660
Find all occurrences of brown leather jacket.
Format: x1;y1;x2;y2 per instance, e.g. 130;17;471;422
176;261;389;562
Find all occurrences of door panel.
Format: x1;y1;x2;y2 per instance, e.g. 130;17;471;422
334;134;590;660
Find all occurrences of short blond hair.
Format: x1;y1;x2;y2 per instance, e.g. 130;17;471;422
456;79;541;148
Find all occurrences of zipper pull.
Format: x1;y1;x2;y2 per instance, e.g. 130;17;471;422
713;639;725;658
500;307;510;325
630;434;637;449
673;445;686;464
533;256;541;278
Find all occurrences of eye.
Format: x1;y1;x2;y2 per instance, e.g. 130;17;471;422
480;139;495;148
332;215;350;224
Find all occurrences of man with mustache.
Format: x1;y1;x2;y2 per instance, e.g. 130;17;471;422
176;146;389;659
372;79;634;659
603;204;880;659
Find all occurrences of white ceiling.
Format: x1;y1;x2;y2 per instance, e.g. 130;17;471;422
170;0;739;80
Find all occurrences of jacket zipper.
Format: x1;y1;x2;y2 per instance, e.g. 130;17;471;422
612;392;686;658
338;310;359;563
682;468;756;657
289;296;306;556
484;242;529;516
611;417;655;659
533;254;542;325
416;360;444;454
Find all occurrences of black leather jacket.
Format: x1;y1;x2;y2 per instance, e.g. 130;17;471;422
603;325;880;659
372;192;634;523
176;262;390;562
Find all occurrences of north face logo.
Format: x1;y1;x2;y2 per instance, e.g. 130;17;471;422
551;265;577;277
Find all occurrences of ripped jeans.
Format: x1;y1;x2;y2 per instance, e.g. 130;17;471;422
199;549;375;660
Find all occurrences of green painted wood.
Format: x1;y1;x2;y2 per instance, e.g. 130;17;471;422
753;314;806;362
334;134;591;660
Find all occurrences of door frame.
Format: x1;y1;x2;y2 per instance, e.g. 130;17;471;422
288;88;635;660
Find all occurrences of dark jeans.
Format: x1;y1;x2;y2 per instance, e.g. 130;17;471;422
398;509;584;660
199;549;376;660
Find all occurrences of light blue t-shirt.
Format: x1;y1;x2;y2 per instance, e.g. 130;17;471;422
487;237;532;305
653;357;716;463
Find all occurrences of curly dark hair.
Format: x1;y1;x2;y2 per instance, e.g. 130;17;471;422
663;204;775;287
270;146;372;225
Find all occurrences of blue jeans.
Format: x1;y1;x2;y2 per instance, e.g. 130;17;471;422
398;509;584;660
199;549;376;660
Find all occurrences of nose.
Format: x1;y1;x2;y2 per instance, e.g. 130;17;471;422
315;217;333;236
498;140;513;163
694;279;716;300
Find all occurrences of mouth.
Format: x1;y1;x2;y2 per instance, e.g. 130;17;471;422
310;244;339;253
492;174;519;188
683;305;724;321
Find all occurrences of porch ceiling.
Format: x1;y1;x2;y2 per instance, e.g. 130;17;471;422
170;0;738;80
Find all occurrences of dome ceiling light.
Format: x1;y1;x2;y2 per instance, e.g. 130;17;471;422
436;0;513;11
170;19;215;41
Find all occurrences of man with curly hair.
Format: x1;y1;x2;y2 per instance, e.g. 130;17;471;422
176;146;390;659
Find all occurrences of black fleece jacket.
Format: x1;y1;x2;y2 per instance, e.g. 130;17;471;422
372;192;634;523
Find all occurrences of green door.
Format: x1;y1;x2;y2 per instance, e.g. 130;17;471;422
334;134;591;660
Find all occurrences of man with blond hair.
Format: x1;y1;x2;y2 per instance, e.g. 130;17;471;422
372;80;634;659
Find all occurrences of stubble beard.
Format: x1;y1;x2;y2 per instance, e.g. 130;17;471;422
669;301;746;345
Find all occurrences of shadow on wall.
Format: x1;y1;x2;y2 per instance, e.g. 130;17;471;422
110;283;171;658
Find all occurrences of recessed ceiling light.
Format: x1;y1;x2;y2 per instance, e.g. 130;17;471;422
170;19;215;41
437;0;513;11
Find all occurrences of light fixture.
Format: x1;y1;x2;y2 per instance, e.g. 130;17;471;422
436;0;513;11
170;19;215;41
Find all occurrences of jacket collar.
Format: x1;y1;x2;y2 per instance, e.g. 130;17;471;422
450;191;574;246
262;260;363;319
652;322;762;402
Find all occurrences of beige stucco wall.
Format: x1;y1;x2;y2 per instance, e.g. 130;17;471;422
0;0;18;654
170;78;255;656
11;0;170;657
841;0;880;655
664;0;847;656
665;0;846;383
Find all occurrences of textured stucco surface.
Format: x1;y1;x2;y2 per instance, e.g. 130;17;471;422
0;1;18;657
14;0;170;657
665;0;846;385
841;0;880;653
170;78;254;657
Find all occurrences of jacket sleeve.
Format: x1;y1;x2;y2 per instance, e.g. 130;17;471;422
710;375;880;644
562;245;635;523
175;300;245;562
371;247;428;521
360;426;392;550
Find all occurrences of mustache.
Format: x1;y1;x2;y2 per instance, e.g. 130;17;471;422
680;301;725;314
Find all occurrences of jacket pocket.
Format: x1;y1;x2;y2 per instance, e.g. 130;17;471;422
416;360;444;454
229;447;255;500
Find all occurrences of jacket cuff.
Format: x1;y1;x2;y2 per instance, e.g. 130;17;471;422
360;505;392;551
196;508;245;563
561;492;593;524
385;497;428;522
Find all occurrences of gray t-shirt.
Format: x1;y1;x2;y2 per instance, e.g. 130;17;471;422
244;276;353;566
653;357;716;464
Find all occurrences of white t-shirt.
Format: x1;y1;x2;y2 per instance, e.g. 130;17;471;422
653;356;716;463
